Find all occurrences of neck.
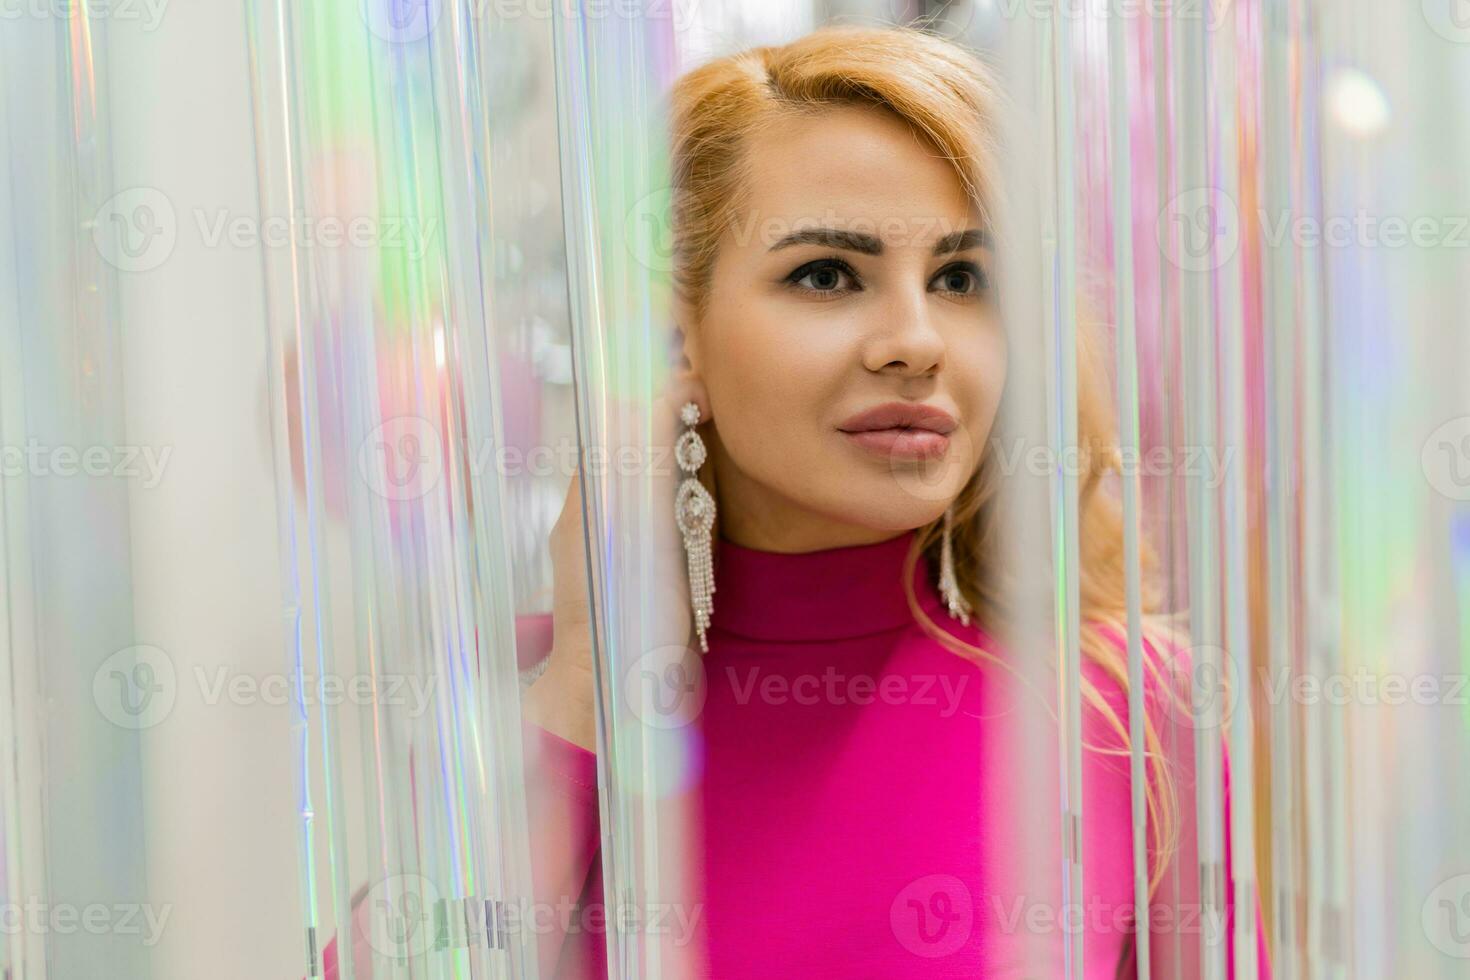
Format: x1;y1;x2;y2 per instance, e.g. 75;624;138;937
709;527;947;643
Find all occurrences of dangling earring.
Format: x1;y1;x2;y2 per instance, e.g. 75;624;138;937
675;401;716;653
938;505;973;627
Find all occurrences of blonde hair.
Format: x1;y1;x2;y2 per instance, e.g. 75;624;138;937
669;24;1185;894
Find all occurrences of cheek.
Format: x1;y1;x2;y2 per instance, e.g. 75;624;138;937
710;303;850;433
953;321;1008;415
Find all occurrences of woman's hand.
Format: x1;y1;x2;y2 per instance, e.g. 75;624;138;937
520;463;600;750
522;380;704;751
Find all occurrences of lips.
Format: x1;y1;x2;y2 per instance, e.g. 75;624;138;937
837;401;958;461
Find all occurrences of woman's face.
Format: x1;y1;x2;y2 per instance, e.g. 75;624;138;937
682;104;1007;552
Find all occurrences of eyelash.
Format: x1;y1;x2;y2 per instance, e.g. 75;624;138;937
783;257;990;298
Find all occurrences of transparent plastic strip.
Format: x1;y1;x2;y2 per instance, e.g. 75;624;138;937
1293;5;1346;974
242;2;323;973
1149;8;1189;973
1208;3;1261;977
1104;6;1151;976
1259;0;1302;974
1049;6;1086;976
1172;4;1228;976
995;8;1074;973
547;4;680;977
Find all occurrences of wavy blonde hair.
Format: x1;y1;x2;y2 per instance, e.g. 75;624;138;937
668;24;1187;895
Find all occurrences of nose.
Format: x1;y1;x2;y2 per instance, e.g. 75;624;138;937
861;285;946;377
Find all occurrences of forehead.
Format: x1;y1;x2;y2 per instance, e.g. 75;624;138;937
733;103;981;249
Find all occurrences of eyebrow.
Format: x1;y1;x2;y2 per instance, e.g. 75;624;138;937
767;226;992;255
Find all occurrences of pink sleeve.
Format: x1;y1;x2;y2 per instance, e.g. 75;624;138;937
522;721;606;979
515;611;607;976
313;725;605;980
314;727;604;980
316;611;607;980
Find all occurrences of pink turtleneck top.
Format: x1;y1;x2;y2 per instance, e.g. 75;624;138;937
323;528;1271;979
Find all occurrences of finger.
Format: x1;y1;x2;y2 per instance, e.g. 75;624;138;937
560;454;584;513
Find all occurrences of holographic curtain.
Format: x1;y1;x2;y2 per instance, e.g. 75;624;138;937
245;0;584;976
1000;0;1470;976
0;9;153;980
1;0;1469;978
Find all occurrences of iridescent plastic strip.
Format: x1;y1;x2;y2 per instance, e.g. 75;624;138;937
1049;5;1087;976
1104;4;1152;975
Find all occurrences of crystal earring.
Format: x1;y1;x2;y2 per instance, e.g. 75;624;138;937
938;505;973;627
675;401;716;653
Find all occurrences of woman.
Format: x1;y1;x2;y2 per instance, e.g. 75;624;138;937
322;22;1269;980
517;23;1271;980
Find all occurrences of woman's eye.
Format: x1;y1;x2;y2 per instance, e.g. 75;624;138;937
932;262;989;297
786;258;859;295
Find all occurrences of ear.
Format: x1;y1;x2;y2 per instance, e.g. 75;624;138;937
670;292;712;422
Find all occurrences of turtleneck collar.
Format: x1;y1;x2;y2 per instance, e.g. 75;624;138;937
708;528;949;644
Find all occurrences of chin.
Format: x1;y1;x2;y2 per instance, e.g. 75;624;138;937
830;434;974;504
818;481;953;534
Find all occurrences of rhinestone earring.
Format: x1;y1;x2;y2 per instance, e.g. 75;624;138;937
675;401;716;653
938;505;973;627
